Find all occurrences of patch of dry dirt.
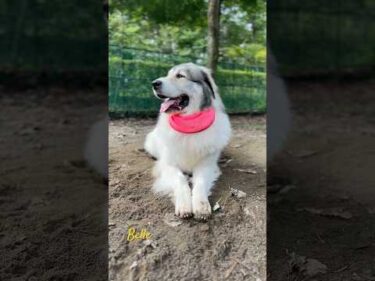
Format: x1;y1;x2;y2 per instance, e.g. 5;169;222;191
268;80;375;281
0;88;107;281
109;116;266;281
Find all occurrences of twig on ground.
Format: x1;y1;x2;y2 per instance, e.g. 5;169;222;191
128;169;150;182
314;231;325;244
332;265;349;273
233;168;257;174
224;260;238;278
233;257;253;272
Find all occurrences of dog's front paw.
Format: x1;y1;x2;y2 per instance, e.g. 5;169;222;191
192;197;212;221
175;195;193;219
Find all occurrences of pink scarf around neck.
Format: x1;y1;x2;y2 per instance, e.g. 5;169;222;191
168;107;216;134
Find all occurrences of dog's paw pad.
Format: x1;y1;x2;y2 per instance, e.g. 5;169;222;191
195;214;210;221
175;210;193;219
175;202;193;219
179;212;193;219
193;199;212;220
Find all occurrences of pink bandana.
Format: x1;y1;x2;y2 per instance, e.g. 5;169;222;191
169;107;216;134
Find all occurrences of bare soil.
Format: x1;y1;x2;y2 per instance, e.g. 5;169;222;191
268;79;375;281
3;79;371;281
109;116;266;281
0;88;107;281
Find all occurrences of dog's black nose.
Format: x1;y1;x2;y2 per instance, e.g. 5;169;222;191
152;80;162;90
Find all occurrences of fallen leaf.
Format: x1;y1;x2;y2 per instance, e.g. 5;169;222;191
224;261;238;278
289;252;327;277
219;157;232;164
332;265;350;273
267;185;283;194
18;127;40;136
351;273;362;281
163;213;183;227
143;239;157;249
243;207;251;216
130;261;138;270
231;144;242;148
230;188;247;198
290;150;319;158
305;258;328;276
234;168;257;174
279;184;296;194
298;207;353;219
219;158;233;167
213;201;221;212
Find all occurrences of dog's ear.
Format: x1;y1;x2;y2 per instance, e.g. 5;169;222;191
201;69;215;99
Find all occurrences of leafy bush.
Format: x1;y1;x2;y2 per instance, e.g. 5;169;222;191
223;43;266;65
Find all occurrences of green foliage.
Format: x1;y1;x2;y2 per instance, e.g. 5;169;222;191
221;0;266;45
109;0;266;63
110;0;206;25
223;43;266;64
109;9;206;57
109;1;267;115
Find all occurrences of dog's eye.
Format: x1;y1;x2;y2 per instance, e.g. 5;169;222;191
176;73;185;79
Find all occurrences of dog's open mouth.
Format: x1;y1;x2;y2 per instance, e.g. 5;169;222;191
159;94;189;113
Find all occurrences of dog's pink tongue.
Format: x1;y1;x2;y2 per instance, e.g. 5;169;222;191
160;99;176;113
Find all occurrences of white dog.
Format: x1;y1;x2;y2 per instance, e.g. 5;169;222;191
144;63;231;220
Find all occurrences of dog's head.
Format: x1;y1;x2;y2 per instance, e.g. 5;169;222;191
152;63;220;114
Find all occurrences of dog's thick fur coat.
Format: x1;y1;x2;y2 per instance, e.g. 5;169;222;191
145;63;231;219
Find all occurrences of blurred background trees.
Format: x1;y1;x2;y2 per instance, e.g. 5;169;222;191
108;0;267;116
0;0;107;72
109;0;267;66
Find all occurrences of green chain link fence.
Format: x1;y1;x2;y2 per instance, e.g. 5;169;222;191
109;46;266;116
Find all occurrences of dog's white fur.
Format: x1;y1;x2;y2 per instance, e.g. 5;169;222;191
84;117;108;179
144;63;231;219
267;52;291;161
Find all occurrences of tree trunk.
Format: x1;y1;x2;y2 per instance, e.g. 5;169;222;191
207;0;220;75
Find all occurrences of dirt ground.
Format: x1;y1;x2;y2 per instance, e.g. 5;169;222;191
109;115;266;281
0;87;108;281
268;79;375;281
2;79;373;281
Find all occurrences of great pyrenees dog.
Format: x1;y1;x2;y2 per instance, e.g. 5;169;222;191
144;63;231;220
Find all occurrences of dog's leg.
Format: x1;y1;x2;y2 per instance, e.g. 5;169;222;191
192;156;221;220
153;162;192;218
